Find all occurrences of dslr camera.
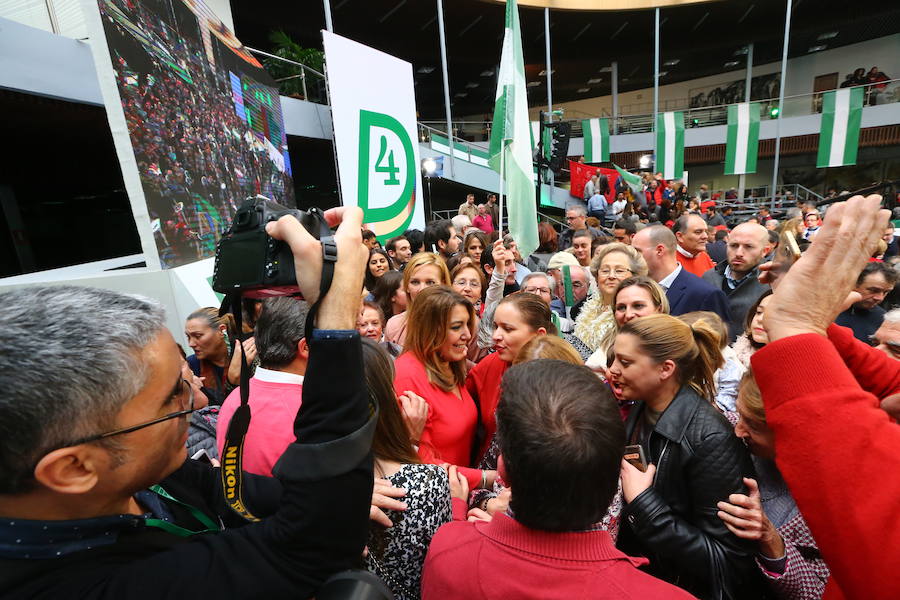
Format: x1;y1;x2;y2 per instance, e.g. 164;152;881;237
213;196;330;298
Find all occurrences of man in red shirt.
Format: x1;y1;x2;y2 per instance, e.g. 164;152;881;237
421;360;693;599
673;213;716;276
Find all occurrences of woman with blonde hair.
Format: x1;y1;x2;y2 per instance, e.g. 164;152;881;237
393;286;494;490
573;242;647;355
610;313;761;599
384;252;451;347
716;370;830;599
184;307;239;405
513;334;582;365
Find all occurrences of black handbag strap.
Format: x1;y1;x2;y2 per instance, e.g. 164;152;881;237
218;219;337;522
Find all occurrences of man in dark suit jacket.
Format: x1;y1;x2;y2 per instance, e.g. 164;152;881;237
632;225;731;325
706;229;729;265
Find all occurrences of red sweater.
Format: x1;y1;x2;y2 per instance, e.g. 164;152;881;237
751;332;900;599
465;352;510;460
675;249;716;277
393;352;482;488
421;513;694;599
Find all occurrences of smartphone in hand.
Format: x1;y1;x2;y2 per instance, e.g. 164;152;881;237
624;444;648;472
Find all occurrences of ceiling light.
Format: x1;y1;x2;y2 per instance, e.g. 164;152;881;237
577;87;590;93
818;31;838;40
598;66;613;73
454;92;468;97
538;69;556;76
587;77;603;84
465;82;479;88
724;60;740;68
527;81;541;87
480;70;494;77
733;47;749;56
808;45;827;52
663;59;680;66
657;71;668;77
416;66;435;74
622;77;630;82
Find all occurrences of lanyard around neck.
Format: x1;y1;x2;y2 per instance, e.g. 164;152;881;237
144;484;220;538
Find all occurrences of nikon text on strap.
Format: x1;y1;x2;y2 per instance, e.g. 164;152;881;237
218;226;337;522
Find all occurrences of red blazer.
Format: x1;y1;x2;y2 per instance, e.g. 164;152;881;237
394;352;482;488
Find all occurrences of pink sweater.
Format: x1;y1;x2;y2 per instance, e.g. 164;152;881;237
216;367;304;476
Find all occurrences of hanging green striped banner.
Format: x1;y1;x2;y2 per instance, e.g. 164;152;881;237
817;87;864;168
582;118;610;163
655;111;684;180
725;102;760;175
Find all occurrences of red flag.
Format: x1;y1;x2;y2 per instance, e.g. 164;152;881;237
568;160;595;199
568;161;620;205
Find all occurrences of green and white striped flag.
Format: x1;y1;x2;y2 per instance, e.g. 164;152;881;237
817;87;864;168
655;111;684;180
582;118;610;163
613;163;643;198
725;102;760;175
488;0;538;257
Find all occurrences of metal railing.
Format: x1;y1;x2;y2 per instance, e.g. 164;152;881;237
246;47;328;105
716;183;825;215
570;78;900;136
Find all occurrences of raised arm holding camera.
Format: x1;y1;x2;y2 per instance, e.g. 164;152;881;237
0;206;376;598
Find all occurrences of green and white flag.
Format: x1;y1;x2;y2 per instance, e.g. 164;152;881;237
725;102;760;175
613;163;643;198
817;87;864;168
655;111;684;180
488;0;538;257
582;118;610;163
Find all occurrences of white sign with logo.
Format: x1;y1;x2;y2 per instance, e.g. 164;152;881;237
323;31;426;239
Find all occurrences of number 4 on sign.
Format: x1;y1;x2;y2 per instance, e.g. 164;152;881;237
375;135;401;185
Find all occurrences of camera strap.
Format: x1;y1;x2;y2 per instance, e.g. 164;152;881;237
218;225;338;522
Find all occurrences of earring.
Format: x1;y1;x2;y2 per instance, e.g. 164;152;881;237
223;330;231;349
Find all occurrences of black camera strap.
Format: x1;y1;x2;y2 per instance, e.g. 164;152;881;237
218;225;338;522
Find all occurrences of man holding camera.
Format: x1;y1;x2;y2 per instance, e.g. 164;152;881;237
0;208;375;598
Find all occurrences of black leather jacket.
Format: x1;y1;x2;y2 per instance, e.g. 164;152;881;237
617;386;765;600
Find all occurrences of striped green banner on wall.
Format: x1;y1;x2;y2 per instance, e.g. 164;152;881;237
817;87;865;168
582;118;610;163
655;111;684;180
725;102;760;175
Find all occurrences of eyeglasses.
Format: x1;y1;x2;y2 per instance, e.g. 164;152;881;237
453;279;482;289
62;379;196;449
523;286;551;295
598;268;633;278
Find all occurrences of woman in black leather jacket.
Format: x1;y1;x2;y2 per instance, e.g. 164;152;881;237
608;313;764;600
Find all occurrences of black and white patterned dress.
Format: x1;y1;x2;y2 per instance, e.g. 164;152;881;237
365;463;453;600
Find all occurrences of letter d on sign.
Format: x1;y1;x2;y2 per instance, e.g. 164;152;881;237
358;110;417;240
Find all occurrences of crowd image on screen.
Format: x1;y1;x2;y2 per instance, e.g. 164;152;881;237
100;0;293;267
